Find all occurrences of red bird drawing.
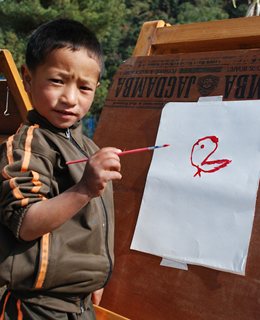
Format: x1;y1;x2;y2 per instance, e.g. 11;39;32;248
190;136;232;177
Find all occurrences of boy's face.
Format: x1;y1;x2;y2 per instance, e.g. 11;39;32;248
22;47;101;129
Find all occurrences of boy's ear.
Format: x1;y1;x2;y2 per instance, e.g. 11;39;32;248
96;81;100;88
21;65;32;93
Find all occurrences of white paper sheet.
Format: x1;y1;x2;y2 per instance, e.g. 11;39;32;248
131;100;260;275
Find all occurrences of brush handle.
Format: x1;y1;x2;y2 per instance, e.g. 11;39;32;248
66;144;170;165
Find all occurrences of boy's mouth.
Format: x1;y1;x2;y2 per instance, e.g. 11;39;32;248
54;109;76;116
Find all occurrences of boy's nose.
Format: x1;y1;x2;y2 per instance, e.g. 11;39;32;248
62;85;78;106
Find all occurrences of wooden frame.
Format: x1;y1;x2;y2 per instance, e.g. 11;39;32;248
133;16;260;56
0;49;31;142
0;49;31;118
94;305;130;320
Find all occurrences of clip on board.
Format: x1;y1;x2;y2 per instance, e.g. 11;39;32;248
94;17;260;320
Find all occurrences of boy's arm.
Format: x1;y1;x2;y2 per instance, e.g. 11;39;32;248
19;147;121;241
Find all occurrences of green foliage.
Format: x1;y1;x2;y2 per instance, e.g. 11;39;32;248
176;0;229;24
91;79;111;116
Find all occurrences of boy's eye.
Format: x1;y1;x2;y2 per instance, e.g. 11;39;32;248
49;78;63;84
80;85;93;92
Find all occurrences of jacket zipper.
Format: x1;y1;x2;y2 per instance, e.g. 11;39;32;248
80;299;85;313
65;128;113;284
65;128;89;158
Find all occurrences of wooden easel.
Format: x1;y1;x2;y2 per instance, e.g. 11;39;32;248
0;49;31;143
94;16;260;320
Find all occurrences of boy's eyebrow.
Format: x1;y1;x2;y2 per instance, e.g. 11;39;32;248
50;70;97;83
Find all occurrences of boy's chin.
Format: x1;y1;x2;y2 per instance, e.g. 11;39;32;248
55;122;76;129
49;119;78;129
51;115;81;129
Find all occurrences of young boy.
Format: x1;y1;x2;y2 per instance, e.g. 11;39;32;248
0;19;122;319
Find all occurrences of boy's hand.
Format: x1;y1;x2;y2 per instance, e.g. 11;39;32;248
79;147;122;198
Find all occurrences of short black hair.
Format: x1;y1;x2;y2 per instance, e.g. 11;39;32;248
25;19;103;74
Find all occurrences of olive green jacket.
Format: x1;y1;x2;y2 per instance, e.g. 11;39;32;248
0;110;114;312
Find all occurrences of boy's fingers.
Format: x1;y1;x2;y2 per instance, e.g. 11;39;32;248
82;147;122;197
89;152;121;171
98;147;122;154
104;171;122;182
92;148;122;162
99;168;121;179
91;171;122;195
103;158;121;172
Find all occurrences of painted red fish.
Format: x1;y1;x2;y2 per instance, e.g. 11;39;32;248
190;136;232;177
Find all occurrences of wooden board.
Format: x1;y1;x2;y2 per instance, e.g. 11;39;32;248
0;49;31;141
94;305;130;320
94;19;260;319
133;16;260;56
0;80;24;136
